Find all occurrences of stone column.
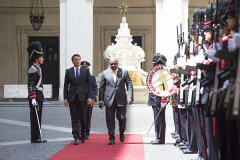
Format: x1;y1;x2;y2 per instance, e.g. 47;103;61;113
85;0;93;74
155;0;188;66
59;0;67;101
59;0;94;101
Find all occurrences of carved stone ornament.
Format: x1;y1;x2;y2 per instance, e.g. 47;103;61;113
4;84;52;99
103;17;148;86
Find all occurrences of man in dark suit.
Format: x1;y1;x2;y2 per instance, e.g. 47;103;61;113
78;61;98;140
64;54;93;145
99;57;133;145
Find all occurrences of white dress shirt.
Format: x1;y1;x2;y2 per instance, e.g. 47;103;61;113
74;66;81;78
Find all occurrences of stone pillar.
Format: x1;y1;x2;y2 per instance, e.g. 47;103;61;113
59;0;94;101
85;0;93;74
155;0;188;66
59;0;67;101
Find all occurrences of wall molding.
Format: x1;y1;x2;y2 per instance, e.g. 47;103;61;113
17;26;60;84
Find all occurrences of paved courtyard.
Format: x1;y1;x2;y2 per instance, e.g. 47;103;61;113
0;103;198;160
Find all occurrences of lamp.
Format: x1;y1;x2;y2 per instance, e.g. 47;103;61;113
30;0;44;31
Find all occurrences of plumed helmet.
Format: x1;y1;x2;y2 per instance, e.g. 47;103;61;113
219;0;230;26
152;53;167;65
203;4;217;31
226;0;237;18
27;41;44;62
191;8;206;34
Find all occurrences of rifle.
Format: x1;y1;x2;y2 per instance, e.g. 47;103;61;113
177;23;187;108
227;0;240;119
206;1;221;117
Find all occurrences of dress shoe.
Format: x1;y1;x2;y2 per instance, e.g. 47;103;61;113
74;138;79;145
177;142;185;146
81;132;86;143
108;140;115;145
151;140;164;144
175;138;181;143
172;135;180;139
171;132;178;136
86;132;89;140
182;149;198;154
78;135;81;140
31;139;47;143
120;133;125;142
179;146;188;150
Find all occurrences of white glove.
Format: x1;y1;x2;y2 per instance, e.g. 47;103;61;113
194;49;205;64
234;33;240;49
207;48;219;63
217;80;229;94
32;99;37;107
228;38;236;52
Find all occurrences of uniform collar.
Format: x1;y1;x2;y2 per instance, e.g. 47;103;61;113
33;63;40;69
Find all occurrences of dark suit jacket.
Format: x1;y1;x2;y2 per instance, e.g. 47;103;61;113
64;66;93;102
99;67;133;107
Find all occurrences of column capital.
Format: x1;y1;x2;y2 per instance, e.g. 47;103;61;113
85;0;93;3
59;0;66;3
155;0;163;3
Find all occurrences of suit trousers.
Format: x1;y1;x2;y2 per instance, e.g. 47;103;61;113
77;105;93;135
29;100;42;140
152;106;166;143
69;95;87;139
106;98;126;141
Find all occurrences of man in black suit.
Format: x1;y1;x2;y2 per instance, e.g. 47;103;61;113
64;54;93;145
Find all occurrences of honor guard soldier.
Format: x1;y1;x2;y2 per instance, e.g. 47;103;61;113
27;41;47;143
148;53;167;144
78;61;98;140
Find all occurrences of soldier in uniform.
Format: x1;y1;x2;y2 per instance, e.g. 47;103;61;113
148;53;167;144
78;61;98;140
27;41;47;143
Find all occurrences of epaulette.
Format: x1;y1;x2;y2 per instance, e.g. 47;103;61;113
28;65;37;74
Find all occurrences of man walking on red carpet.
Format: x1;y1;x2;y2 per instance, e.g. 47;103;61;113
99;57;133;145
64;54;93;145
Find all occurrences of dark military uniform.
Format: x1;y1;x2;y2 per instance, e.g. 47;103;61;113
148;53;167;144
27;41;46;143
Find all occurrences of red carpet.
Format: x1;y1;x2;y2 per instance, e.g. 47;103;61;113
48;134;145;160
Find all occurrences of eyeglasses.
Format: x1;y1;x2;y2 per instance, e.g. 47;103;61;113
110;63;118;65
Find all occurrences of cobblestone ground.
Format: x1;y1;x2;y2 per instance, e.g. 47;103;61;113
0;105;198;160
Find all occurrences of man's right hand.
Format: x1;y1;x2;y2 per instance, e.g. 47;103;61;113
64;99;68;107
99;101;104;109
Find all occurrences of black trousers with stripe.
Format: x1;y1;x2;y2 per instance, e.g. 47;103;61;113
29;99;42;141
152;106;166;143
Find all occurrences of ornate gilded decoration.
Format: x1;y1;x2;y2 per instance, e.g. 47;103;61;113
118;2;129;17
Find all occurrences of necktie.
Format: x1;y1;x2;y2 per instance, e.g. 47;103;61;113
113;70;117;83
76;68;79;83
